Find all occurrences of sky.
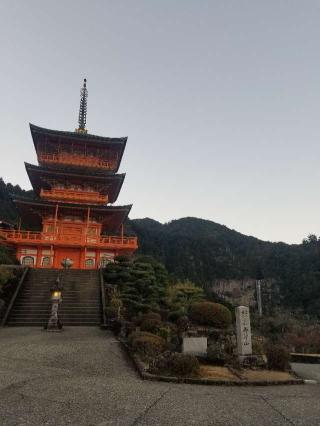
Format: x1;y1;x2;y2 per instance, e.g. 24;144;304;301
1;0;320;244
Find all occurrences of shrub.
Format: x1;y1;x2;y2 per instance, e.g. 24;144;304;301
252;339;264;355
129;332;167;360
111;319;122;336
0;267;14;293
149;351;200;377
207;343;227;365
0;267;22;317
265;344;290;371
105;306;118;319
157;327;170;341
165;281;204;312
140;318;162;334
0;298;5;317
114;255;131;263
140;312;162;323
168;309;185;322
189;302;232;328
283;328;320;353
176;316;190;333
0;246;17;265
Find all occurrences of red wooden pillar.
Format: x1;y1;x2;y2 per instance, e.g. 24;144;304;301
96;249;101;269
80;248;85;269
35;247;42;268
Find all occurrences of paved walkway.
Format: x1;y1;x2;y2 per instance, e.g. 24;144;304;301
291;362;320;383
0;327;320;425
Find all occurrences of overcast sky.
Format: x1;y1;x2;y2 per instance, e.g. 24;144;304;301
1;1;320;244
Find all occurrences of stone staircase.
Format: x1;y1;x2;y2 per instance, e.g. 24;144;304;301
6;269;101;327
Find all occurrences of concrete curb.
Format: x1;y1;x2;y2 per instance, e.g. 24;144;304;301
304;379;318;384
290;353;320;364
119;339;305;387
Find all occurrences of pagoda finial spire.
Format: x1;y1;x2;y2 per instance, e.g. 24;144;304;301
76;78;88;134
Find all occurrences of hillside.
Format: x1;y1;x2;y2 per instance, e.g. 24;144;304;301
0;178;34;225
129;218;320;316
1;178;320;317
129;217;276;281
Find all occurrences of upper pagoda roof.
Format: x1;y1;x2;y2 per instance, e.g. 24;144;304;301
25;163;125;204
30;123;127;148
30;123;128;173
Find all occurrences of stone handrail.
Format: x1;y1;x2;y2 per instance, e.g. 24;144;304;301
1;267;29;326
99;269;107;328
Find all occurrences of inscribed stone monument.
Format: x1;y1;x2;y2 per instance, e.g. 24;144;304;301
235;306;252;356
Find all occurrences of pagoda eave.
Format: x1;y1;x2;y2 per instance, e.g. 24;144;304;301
30;123;127;147
14;198;132;233
30;123;127;173
25;163;125;203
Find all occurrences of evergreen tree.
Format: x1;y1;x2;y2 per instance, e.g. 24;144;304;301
104;255;169;317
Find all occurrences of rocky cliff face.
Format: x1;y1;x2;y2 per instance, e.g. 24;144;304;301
208;278;280;312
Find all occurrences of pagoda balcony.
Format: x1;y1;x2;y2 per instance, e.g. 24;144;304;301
0;230;138;250
40;188;108;204
38;152;118;170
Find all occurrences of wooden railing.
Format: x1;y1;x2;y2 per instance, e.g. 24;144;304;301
40;188;108;204
0;230;138;249
38;152;118;170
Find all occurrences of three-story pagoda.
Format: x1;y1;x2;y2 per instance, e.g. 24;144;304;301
1;79;138;268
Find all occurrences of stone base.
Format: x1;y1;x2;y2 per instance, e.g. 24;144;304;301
238;354;266;368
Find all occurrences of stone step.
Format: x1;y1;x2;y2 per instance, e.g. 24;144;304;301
16;296;100;301
11;308;100;318
14;302;100;307
21;283;99;288
18;292;100;296
22;280;97;288
10;314;100;320
7;269;101;327
13;304;100;309
7;321;100;326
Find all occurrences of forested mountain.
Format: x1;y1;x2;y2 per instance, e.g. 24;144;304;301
0;178;34;224
129;220;320;317
1;178;320;316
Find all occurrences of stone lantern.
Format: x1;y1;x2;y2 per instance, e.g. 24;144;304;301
47;277;63;331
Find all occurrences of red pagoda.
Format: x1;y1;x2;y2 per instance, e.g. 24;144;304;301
0;79;138;269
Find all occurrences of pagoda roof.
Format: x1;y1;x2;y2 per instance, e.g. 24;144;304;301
30;123;127;147
14;197;132;233
30;124;127;172
25;163;125;203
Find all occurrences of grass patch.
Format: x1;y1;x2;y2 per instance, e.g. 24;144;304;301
199;365;239;381
242;370;295;382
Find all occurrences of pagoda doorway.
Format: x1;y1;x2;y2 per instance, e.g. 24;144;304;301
55;248;81;269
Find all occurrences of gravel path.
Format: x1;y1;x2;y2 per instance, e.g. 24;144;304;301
0;327;319;425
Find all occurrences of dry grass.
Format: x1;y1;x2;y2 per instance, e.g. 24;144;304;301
241;370;294;382
199;365;295;382
199;365;239;381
